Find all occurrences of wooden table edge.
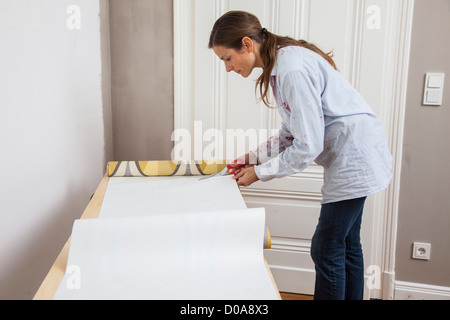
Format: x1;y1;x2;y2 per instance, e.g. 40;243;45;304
33;174;110;300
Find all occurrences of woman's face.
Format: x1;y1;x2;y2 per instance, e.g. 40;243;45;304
212;38;258;78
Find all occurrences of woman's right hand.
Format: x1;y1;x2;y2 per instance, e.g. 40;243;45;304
227;152;258;174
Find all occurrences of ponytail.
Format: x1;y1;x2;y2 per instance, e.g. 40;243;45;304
209;11;337;108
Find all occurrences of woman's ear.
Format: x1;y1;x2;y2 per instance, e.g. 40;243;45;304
241;36;254;52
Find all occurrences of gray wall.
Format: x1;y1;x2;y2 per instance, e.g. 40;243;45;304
396;0;450;286
109;0;174;161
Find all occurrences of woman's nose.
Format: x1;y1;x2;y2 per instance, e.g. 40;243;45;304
225;63;233;73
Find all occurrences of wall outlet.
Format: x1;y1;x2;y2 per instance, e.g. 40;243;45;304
412;242;431;260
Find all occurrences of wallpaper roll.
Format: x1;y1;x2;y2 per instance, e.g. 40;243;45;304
107;161;228;177
98;175;272;249
54;208;279;300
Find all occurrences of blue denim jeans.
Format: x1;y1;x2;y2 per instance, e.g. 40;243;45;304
310;196;367;300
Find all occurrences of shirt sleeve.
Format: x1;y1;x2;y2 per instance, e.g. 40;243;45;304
251;120;294;164
254;69;325;182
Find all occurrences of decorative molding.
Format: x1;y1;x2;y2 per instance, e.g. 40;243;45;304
173;0;194;132
294;0;310;40
269;237;311;253
394;281;450;300
379;0;415;300
348;0;364;89
241;188;322;202
213;0;228;133
173;0;415;300
268;264;316;295
265;236;316;295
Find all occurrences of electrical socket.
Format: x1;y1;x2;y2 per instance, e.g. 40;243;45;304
412;242;431;260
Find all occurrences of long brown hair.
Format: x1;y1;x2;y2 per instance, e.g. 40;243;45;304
208;10;337;108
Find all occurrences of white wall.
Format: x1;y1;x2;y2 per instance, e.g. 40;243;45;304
0;0;109;299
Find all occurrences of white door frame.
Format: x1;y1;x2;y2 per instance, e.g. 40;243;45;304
173;0;414;299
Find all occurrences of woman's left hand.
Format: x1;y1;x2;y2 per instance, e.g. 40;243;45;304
232;166;259;187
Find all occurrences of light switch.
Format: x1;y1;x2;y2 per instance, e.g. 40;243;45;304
423;73;445;106
426;89;441;104
428;74;444;88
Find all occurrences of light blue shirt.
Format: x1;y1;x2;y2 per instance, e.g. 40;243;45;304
253;46;392;204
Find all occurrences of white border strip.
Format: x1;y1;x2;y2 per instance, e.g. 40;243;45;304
395;281;450;300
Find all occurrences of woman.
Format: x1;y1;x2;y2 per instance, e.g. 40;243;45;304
208;11;392;300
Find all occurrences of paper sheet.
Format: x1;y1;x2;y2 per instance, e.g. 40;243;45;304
54;176;279;300
98;176;271;249
54;208;278;300
98;176;247;218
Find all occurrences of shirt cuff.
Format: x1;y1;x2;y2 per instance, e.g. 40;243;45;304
254;162;277;182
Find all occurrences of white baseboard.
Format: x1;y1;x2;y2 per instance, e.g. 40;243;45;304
269;265;316;295
394;281;450;300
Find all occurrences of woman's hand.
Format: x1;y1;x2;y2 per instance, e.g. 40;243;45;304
227;152;259;186
228;152;258;174
232;166;259;187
